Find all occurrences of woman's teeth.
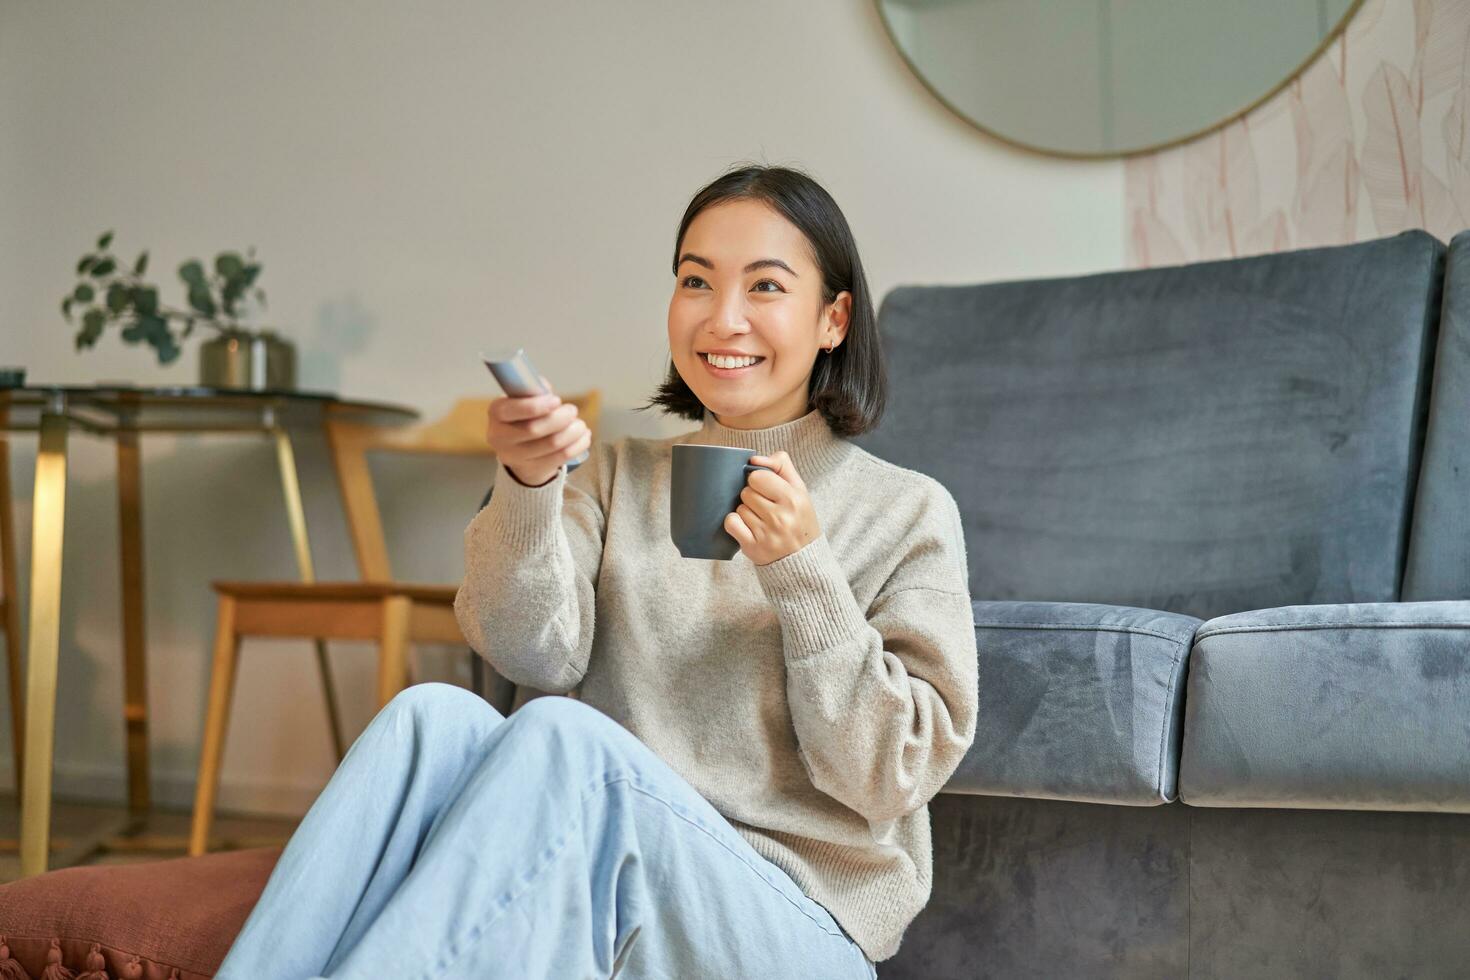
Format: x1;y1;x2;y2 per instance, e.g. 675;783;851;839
703;353;762;369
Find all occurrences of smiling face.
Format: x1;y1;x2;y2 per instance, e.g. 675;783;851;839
667;198;852;430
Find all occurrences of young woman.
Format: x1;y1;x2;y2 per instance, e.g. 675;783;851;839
218;166;977;979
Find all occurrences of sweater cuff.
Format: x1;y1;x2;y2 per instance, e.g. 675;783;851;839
754;534;871;658
480;459;566;552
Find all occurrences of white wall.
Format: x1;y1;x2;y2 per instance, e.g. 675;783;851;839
0;0;1123;814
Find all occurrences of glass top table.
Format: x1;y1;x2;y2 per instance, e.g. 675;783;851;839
0;384;416;431
0;384;419;875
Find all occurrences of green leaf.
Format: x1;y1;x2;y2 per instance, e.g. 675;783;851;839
97;231;114;250
133;285;159;315
136;312;170;344
242;264;262;287
107;282;129;313
74;322;103;350
62;297;74;319
90;257;116;277
178;260;206;285
134;250;149;275
73;283;94;303
120;321;145;343
221;279;243;317
76;254;95;276
215;252;244;279
181;317;196;338
147;317;181;363
81;308;106;346
187;283;216;317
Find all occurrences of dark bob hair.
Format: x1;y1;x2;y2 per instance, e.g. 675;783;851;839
643;164;886;437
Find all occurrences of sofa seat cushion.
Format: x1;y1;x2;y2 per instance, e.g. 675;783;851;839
948;600;1201;805
1180;601;1470;811
0;846;279;979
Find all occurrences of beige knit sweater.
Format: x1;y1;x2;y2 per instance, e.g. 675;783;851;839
453;408;977;962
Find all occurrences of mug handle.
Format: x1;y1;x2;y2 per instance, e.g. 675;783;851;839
743;463;776;477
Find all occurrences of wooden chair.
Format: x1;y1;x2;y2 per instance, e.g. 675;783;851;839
187;392;601;855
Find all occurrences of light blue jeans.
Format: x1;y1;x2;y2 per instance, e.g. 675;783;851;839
218;683;876;980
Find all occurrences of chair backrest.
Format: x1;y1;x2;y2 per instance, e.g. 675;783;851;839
856;231;1446;622
324;391;601;582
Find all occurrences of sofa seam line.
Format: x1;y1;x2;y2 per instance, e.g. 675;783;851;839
972;621;1193;643
1156;638;1186;801
1195;621;1470;640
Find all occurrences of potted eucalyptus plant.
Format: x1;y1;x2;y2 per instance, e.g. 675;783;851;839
61;230;295;389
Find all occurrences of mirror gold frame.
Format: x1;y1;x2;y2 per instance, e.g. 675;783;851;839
874;0;1368;160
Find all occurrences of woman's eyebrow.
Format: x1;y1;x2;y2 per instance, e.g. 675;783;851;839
745;258;798;276
677;253;799;276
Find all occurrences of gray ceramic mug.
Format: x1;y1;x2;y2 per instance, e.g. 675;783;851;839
670;444;775;560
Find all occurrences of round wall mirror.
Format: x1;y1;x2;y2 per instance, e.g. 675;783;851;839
876;0;1364;158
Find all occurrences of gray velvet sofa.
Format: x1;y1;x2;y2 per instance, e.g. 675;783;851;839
857;230;1470;979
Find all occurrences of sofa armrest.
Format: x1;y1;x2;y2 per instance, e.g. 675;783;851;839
1180;601;1470;812
948;600;1201;805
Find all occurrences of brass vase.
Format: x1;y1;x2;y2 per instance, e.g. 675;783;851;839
198;330;296;391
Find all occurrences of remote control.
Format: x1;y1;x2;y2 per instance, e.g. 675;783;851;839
481;348;588;470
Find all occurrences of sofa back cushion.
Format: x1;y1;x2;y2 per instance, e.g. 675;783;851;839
858;231;1445;621
1403;230;1470;600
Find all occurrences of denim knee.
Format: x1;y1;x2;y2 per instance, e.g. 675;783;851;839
511;696;641;760
379;682;500;736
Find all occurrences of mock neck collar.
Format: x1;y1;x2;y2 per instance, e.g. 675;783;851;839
681;408;854;483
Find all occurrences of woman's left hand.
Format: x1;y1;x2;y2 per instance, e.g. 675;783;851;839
724;451;821;566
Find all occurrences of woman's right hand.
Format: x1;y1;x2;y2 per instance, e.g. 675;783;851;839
486;387;591;488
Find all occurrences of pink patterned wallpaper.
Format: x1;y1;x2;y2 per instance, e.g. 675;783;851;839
1125;0;1470;267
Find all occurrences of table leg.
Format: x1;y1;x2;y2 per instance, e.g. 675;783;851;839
20;412;68;877
116;425;150;814
0;412;24;789
273;429;345;762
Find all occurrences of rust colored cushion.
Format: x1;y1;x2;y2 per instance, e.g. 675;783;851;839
0;847;279;980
